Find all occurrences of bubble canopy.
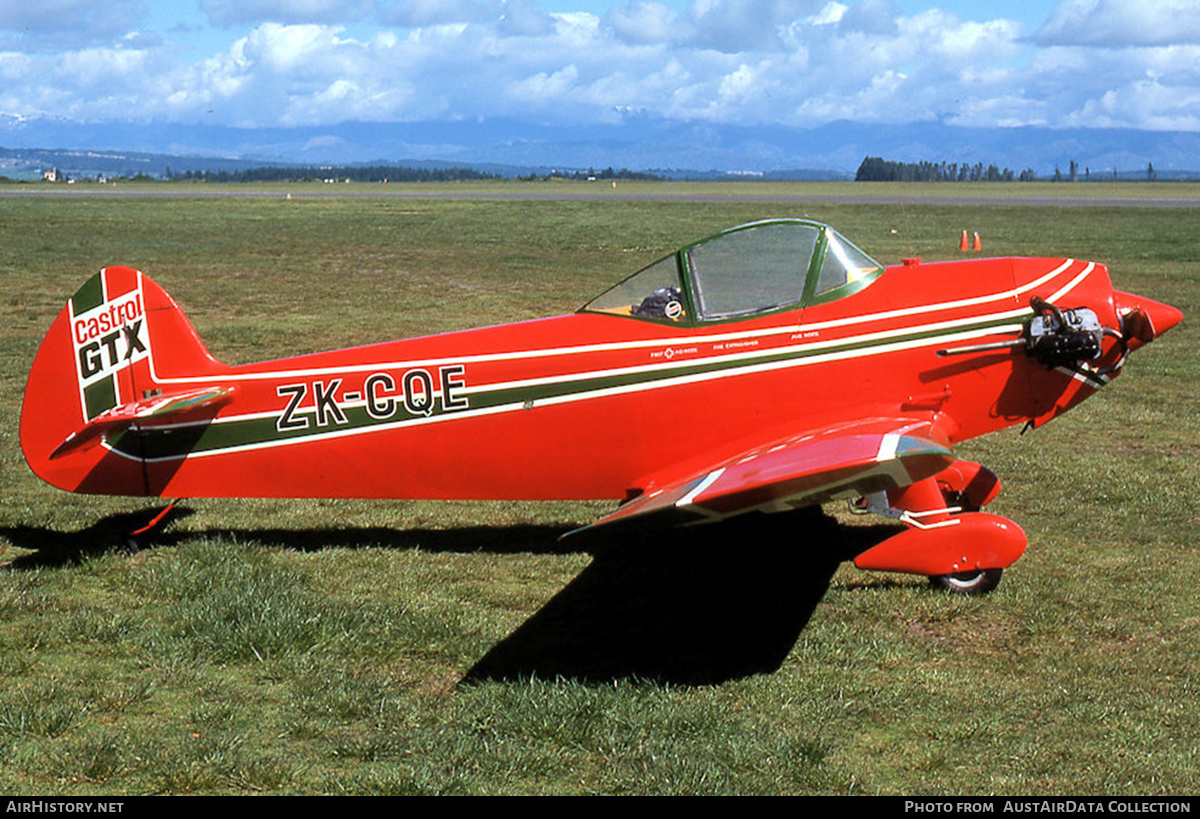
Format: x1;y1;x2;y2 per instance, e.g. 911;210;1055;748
581;219;883;325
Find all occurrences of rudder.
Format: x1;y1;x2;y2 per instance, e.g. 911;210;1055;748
21;267;227;495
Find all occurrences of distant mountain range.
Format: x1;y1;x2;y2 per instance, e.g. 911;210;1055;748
3;114;1198;180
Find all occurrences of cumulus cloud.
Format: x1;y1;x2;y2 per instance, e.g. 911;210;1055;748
0;0;148;50
498;0;556;35
602;2;681;45
0;0;1198;138
0;41;179;120
836;0;897;36
376;0;553;33
689;0;826;51
200;0;374;28
1065;77;1200;130
178;24;422;126
1035;0;1200;47
1022;42;1200;130
603;0;827;50
900;10;1021;67
378;0;501;27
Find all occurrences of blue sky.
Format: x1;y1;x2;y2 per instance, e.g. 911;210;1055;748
2;0;1199;137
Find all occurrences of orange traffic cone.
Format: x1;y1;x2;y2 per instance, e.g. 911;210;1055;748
960;230;969;251
973;232;982;251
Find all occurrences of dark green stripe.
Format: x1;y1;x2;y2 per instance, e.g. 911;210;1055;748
110;401;446;459
110;315;1019;460
71;274;105;315
84;377;117;420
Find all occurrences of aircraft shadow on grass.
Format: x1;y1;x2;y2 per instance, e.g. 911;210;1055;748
1;505;903;685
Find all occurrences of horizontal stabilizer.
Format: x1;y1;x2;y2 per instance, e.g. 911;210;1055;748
564;418;954;543
50;386;235;461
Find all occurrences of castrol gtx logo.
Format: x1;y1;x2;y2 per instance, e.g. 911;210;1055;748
71;284;148;388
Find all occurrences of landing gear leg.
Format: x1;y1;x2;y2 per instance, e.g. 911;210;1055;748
125;500;181;554
850;472;1024;594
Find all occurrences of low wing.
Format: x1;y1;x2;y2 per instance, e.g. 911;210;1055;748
563;417;953;543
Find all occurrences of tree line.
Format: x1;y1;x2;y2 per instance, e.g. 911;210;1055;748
169;164;662;183
856;156;1165;183
169;164;500;183
516;166;663;181
855;156;1036;182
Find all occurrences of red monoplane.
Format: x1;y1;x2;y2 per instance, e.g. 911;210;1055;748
21;219;1182;593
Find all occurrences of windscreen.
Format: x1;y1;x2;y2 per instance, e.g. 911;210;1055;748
686;222;819;320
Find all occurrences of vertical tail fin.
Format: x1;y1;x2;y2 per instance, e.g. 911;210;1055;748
21;267;229;494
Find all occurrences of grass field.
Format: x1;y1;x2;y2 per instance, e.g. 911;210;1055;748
1;183;1197;795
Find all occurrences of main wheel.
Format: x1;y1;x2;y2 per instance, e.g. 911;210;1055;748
929;568;1003;595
